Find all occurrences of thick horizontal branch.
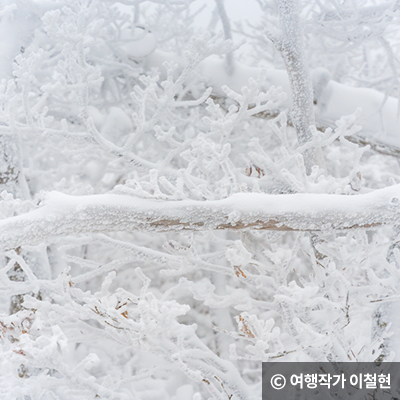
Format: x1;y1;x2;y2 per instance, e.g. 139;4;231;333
1;186;400;251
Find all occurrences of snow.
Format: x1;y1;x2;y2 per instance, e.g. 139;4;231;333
119;26;157;59
0;3;35;79
316;80;400;147
0;1;52;79
88;106;132;143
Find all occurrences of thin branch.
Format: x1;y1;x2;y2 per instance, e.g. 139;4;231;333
215;0;234;75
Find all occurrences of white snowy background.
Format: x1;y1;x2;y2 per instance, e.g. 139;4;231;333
1;0;400;399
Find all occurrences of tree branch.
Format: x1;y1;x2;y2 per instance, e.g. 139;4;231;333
1;186;400;251
215;0;234;75
144;50;400;158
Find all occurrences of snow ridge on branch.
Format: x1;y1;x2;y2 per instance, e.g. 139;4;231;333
1;185;400;251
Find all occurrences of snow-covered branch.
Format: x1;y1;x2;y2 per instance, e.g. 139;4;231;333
1;186;400;250
145;50;400;152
